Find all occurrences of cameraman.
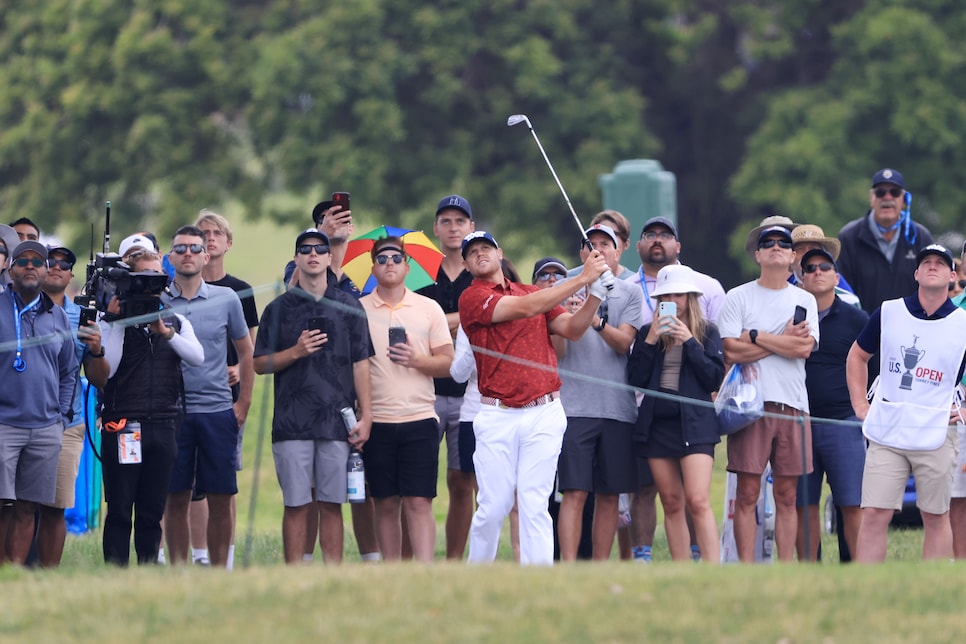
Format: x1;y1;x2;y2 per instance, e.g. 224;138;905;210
86;251;204;566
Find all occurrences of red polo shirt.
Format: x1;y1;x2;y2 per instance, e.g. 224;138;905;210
459;278;565;407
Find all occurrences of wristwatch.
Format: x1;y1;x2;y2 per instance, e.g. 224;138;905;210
594;315;607;332
749;329;758;345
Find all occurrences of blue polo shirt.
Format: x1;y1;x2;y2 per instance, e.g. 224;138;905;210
162;282;249;413
805;296;868;419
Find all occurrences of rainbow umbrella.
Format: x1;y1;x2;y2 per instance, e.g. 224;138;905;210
342;225;444;294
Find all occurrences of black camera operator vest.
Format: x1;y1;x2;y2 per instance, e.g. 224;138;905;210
102;320;184;422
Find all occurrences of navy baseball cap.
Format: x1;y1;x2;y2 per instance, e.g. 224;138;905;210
312;200;335;226
532;257;567;280
640;216;678;239
916;243;953;269
872;168;905;189
295;228;330;252
800;248;836;271
436;195;473;219
12;241;48;261
461;231;499;258
46;245;77;266
757;225;793;245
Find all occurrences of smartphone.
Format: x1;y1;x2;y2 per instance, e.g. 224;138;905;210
793;305;807;325
78;306;97;329
308;317;327;333
388;326;408;347
331;192;350;213
658;301;676;334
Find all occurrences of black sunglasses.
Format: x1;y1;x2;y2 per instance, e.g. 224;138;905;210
297;244;330;255
758;238;793;250
48;258;74;271
14;257;45;268
874;187;903;199
375;254;405;265
171;243;205;255
803;262;834;274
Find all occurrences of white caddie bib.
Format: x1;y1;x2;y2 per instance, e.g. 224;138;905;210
864;299;966;450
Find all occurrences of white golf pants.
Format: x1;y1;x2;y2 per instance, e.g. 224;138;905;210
467;399;566;565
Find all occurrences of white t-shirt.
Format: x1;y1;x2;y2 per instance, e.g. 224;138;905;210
717;280;819;412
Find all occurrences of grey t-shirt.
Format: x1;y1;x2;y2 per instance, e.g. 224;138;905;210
162;282;249;413
558;277;644;422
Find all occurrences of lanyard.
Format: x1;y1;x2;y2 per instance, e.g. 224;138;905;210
637;267;655;313
11;290;40;372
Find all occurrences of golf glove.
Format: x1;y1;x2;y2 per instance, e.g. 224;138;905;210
600;268;615;291
588;276;608;301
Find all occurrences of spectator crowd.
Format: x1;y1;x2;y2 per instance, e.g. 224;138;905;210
3;166;966;567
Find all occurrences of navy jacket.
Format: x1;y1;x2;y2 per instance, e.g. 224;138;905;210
627;323;725;447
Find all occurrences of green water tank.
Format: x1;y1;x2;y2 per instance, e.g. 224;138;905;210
598;159;677;269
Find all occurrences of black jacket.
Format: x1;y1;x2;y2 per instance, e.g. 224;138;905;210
627;323;725;447
837;212;934;314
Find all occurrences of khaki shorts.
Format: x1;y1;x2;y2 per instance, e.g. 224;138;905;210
727;402;812;477
50;423;86;509
862;426;957;514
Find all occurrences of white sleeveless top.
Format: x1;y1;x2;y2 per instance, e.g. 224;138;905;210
864;299;966;450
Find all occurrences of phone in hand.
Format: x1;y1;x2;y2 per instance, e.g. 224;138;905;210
79;306;97;329
308;317;328;348
388;326;407;347
331;192;350;214
658;301;677;333
793;305;807;325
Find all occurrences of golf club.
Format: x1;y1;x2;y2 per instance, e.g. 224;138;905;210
507;113;613;289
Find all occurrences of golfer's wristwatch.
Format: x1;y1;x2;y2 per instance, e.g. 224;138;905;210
749;329;759;344
594;315;607;332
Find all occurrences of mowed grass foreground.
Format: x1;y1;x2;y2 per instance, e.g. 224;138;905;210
1;561;964;641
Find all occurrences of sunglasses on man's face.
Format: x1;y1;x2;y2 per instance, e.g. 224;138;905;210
297;244;330;255
758;238;793;250
874;187;903;199
803;262;834;274
536;272;565;282
47;258;74;271
375;254;405;265
14;257;45;268
171;243;205;255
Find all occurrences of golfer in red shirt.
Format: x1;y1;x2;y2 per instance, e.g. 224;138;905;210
459;231;609;564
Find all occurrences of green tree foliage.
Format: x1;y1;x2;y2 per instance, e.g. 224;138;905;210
731;3;966;274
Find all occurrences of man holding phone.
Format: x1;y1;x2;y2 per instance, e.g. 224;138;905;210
285;195;360;297
255;228;374;564
361;236;453;562
718;224;819;563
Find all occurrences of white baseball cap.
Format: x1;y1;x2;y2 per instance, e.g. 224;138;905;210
119;233;156;257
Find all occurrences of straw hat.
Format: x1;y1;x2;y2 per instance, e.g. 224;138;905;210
743;215;799;258
790;224;841;261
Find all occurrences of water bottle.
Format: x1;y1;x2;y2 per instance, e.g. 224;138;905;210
341;406;366;503
347;449;366;504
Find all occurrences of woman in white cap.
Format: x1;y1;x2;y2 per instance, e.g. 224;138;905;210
627;264;724;562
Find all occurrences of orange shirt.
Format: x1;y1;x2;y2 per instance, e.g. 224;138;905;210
361;289;452;423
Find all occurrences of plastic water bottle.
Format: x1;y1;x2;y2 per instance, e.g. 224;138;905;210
762;472;776;560
347;449;365;503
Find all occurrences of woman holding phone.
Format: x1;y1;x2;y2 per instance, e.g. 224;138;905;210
627;264;724;562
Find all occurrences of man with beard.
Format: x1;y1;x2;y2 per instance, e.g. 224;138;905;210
0;242;77;564
627;216;725;561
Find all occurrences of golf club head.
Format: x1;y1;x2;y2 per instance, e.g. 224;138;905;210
507;114;531;128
